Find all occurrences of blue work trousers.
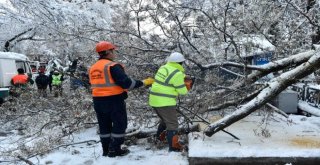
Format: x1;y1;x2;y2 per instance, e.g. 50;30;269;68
93;98;127;151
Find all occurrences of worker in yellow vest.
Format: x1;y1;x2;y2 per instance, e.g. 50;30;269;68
51;70;64;97
89;41;154;157
149;52;190;152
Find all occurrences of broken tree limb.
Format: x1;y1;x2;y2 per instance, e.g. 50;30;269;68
212;50;316;96
204;49;320;137
235;50;316;87
178;106;240;140
298;101;320;117
125;124;200;139
266;102;289;118
5;140;101;164
206;87;264;112
202;61;267;71
17;156;34;165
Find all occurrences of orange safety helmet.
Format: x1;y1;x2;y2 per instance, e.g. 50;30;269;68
95;41;116;53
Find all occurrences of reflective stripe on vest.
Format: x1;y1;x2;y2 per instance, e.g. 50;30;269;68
90;61;117;88
128;78;136;90
150;68;180;98
149;62;187;107
52;75;62;86
149;91;176;98
153;69;179;87
89;59;125;97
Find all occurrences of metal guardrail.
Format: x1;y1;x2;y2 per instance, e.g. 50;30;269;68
291;83;320;108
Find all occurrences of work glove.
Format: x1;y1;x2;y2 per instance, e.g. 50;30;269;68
143;77;155;86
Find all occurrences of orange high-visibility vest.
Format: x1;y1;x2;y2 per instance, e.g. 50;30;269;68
12;74;28;85
89;59;125;97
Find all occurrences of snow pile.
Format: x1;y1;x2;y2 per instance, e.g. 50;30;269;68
189;113;320;158
298;101;320;117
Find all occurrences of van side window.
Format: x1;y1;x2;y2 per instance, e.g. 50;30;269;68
16;61;25;73
16;61;31;74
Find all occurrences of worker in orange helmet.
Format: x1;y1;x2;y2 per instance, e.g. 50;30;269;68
89;41;154;157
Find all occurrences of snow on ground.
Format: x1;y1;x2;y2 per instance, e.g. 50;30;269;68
189;113;320;158
2;112;320;165
28;127;188;165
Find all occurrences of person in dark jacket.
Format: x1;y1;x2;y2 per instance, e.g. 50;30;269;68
89;41;154;157
35;70;50;97
48;70;53;93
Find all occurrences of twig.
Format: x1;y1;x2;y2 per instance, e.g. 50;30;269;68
266;103;289;118
177;106;240;140
17;155;34;165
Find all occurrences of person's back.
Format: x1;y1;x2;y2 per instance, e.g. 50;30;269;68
148;52;189;152
11;68;29;87
10;68;31;97
35;72;49;89
12;75;28;86
35;72;49;97
89;41;154;157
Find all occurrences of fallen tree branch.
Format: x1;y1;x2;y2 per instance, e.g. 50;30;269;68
206;87;264;112
178;106;240;140
266;102;289;118
205;50;320;137
235;50;315;88
0;140;100;164
125;124;200;139
17;155;34;165
203;61;267;71
298;101;320;117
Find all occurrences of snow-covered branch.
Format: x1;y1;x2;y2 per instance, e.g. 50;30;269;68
233;50;316;89
205;49;320;137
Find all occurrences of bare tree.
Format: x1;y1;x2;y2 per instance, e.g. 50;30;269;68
1;0;320;162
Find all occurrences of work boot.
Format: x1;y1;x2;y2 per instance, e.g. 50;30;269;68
101;142;109;156
159;131;167;142
171;135;183;151
101;137;111;157
107;148;130;157
156;122;166;141
167;130;183;152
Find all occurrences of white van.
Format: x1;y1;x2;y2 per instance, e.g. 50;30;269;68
0;52;32;103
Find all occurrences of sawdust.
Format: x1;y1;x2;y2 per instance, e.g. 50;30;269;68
290;137;320;148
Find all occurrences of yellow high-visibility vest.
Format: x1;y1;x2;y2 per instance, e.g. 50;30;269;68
149;62;188;107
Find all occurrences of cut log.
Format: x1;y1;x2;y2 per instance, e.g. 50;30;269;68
126;124;200;139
